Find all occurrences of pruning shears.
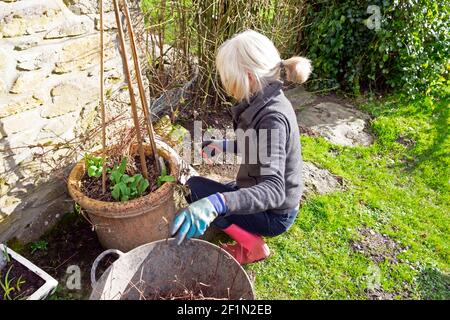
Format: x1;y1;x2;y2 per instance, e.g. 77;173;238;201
200;143;223;165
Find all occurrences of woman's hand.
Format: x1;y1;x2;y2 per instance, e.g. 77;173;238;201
170;193;227;244
201;140;224;159
200;139;237;160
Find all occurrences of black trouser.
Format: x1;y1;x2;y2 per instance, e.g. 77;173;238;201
186;176;298;237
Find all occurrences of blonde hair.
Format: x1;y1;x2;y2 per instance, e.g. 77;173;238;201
216;29;312;102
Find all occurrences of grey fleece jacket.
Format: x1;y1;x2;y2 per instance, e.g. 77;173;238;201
222;80;303;215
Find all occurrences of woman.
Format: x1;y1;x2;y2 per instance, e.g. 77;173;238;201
170;30;311;264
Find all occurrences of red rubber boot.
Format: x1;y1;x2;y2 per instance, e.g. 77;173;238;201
220;224;270;265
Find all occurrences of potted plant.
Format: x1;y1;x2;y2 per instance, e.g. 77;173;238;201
0;244;58;300
67;144;178;252
67;1;178;252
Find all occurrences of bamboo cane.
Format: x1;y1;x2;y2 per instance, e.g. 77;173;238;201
100;0;106;194
112;0;149;180
121;0;161;174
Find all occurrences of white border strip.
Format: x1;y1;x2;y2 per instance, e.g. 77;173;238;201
0;244;58;300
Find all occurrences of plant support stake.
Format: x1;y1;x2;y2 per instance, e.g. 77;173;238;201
99;0;107;194
122;0;160;174
112;0;149;180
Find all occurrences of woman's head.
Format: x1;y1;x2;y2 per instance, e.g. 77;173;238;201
216;30;312;102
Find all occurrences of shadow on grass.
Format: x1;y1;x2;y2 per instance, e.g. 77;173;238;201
417;267;450;300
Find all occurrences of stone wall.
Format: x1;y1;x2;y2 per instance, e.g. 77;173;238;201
0;0;143;243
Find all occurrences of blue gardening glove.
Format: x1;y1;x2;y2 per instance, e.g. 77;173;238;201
170;193;227;245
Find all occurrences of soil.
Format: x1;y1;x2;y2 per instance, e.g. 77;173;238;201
350;228;407;264
0;255;45;300
299;124;321;137
18;212;111;300
302;162;345;197
196;163;239;184
144;289;229;300
366;288;397;300
155;293;227;300
177;105;234;137
396;135;416;148
81;155;162;202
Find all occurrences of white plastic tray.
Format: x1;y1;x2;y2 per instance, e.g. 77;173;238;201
0;243;58;300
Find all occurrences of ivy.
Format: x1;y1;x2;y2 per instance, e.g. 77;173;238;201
303;0;450;97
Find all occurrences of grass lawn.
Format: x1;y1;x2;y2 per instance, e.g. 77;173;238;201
248;91;449;299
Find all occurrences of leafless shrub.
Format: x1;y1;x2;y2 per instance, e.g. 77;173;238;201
141;0;307;111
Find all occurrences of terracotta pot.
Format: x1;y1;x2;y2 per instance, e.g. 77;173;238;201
67;143;178;252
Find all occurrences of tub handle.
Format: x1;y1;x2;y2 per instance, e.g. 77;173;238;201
91;249;124;288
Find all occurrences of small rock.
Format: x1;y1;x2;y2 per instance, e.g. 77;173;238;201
41;82;97;118
297;102;373;147
14;41;39;51
17;60;41;71
9;70;46;94
0;96;43;118
44;20;89;39
16;50;57;71
40;112;78;137
53;33;114;74
94;12;117;31
0;6;61;37
0;109;45;138
67;0;114;14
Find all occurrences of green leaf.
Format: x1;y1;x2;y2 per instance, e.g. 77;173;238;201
159;175;176;183
118;182;129;197
119;158;127;175
121;174;131;184
138;178;150;194
85;154;104;178
130;175;140;189
111;184;121;201
161;164;167;177
87;166;96;177
156;174;176;187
